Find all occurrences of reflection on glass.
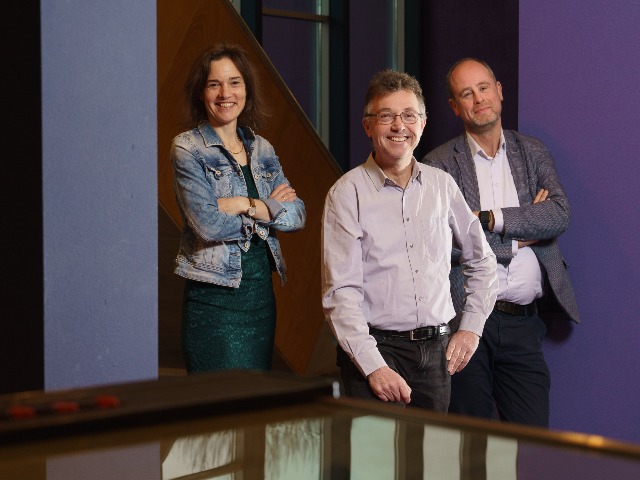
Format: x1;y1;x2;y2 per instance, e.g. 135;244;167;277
163;430;236;479
266;419;322;478
486;436;518;479
159;415;521;480
423;425;462;480
4;403;640;479
162;419;323;480
351;416;396;478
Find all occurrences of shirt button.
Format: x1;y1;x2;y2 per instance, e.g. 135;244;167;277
406;218;410;221
254;174;259;179
244;242;249;248
410;244;414;248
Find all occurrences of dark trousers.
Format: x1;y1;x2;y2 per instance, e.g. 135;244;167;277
337;332;450;413
449;310;550;427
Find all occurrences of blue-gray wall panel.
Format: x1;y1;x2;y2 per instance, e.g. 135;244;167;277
41;0;158;390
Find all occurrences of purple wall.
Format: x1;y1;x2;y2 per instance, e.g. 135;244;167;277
520;2;640;443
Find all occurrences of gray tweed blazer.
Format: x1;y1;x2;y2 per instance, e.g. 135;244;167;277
423;130;579;323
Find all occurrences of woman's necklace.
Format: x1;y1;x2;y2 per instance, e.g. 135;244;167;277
226;135;244;155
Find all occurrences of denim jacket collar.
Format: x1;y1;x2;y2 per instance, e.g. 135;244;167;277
197;122;256;149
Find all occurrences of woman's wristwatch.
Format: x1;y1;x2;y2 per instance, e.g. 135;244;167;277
246;197;256;217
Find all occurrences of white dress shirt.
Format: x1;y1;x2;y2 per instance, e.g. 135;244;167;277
467;132;543;305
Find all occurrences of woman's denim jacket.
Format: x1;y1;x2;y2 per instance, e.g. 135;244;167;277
171;123;306;287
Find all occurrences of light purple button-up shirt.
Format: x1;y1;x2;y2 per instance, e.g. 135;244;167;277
321;155;498;377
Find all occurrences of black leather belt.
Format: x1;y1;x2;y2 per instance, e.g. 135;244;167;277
494;300;537;316
369;324;451;341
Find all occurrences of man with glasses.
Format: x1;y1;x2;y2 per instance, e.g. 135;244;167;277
423;58;579;426
321;70;498;411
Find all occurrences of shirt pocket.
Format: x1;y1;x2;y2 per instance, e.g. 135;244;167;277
421;216;449;263
204;164;234;198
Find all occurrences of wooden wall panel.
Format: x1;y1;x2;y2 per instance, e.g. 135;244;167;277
158;0;342;374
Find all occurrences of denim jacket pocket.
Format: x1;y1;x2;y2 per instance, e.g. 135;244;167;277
204;163;234;198
252;160;282;196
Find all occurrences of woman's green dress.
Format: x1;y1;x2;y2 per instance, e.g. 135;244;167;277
181;164;276;372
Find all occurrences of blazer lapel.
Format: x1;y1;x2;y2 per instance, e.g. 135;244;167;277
504;132;534;205
453;135;482;211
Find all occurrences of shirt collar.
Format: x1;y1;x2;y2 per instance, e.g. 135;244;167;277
363;153;422;191
466;130;506;160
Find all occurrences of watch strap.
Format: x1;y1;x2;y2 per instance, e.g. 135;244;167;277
479;210;491;230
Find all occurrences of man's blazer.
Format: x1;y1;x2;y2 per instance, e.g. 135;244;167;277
423;130;579;324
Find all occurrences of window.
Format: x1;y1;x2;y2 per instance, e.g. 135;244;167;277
234;0;410;170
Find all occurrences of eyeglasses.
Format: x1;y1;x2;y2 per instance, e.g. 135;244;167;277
364;111;426;125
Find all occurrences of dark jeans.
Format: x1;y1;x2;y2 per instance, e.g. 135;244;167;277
449;310;550;427
337;331;450;413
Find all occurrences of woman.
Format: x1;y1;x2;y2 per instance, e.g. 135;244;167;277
171;43;305;373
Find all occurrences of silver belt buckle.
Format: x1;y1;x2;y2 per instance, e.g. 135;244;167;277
437;324;450;336
409;327;430;341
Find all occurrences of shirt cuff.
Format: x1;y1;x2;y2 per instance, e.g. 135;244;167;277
492;208;504;233
352;345;388;378
459;311;488;337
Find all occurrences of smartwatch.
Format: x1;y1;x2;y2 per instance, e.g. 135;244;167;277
479;210;492;230
247;197;256;217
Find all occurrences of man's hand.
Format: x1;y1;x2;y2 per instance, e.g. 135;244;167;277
518;239;539;248
446;330;480;374
367;366;412;404
517;188;550;248
533;188;549;204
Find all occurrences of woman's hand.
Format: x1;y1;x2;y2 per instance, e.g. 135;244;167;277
217;196;269;221
216;183;297;221
270;183;297;202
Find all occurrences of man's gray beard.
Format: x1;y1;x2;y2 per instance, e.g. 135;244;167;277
468;115;501;134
